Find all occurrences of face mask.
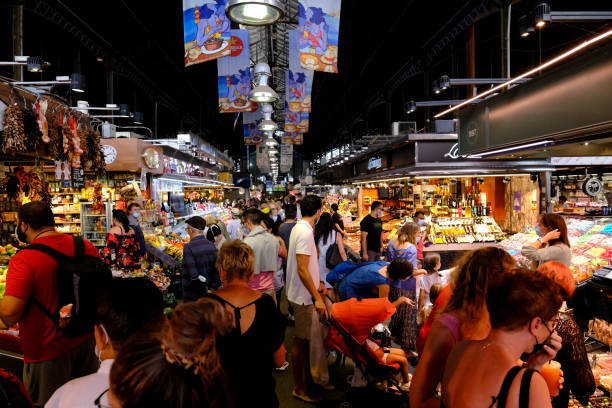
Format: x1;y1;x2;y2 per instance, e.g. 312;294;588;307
15;225;27;244
243;226;250;235
132;212;140;219
535;225;544;237
272;216;278;222
529;320;553;355
417;219;425;226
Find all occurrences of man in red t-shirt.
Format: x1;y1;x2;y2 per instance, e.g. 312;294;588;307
0;201;100;406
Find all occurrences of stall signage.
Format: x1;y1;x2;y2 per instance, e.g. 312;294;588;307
583;177;603;197
443;143;460;159
71;167;85;188
367;157;382;170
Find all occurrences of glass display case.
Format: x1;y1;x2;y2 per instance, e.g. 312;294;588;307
80;201;113;249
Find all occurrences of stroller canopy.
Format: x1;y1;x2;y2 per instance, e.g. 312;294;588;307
330;297;396;344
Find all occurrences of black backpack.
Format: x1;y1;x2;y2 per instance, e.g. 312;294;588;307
22;235;111;337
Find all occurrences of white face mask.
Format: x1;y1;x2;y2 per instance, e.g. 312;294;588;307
95;324;109;362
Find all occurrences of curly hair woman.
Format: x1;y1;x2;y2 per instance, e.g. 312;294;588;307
108;298;233;408
410;247;516;408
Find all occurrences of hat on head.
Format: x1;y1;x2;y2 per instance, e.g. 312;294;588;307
261;207;270;214
185;216;206;231
231;207;241;216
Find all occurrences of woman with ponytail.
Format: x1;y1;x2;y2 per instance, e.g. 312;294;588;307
108;298;233;408
102;209;141;271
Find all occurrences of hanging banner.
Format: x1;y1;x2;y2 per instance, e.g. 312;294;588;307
217;30;255;113
243;107;264;145
285;102;309;133
287;30;313;113
183;0;231;67
298;0;341;73
282;132;304;145
280;143;293;173
256;144;270;173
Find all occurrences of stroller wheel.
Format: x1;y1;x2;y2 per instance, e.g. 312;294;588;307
327;350;341;367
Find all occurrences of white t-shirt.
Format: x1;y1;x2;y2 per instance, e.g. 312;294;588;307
45;358;113;408
418;269;451;307
286;220;319;305
226;218;243;240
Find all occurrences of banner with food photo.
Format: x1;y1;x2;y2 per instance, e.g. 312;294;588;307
284;102;309;133
282;132;304;145
243;107;264;145
217;30;255;113
298;0;341;73
286;30;313;113
183;0;231;67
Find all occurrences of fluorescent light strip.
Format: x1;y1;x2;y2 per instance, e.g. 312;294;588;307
467;140;553;158
354;172;546;184
434;28;612;118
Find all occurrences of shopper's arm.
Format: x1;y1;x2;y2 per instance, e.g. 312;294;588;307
277;237;287;259
336;232;347;261
380;233;384;254
410;322;456;408
418;288;426;313
0;296;25;329
361;231;368;260
182;246;199;282
296;254;327;317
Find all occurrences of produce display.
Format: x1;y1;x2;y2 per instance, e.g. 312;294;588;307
501;216;612;282
114;263;171;291
429;217;504;244
590;350;612;395
147;233;186;263
569;396;611;408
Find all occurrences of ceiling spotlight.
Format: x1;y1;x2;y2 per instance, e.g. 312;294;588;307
132;111;144;124
432;80;441;94
405;100;417;114
362;145;369;150
71;73;85;93
226;0;284;26
270;156;278;161
119;104;131;117
534;3;550;28
439;75;450;91
26;57;42;72
583;142;590;146
96;56;104;62
519;15;534;38
249;62;278;103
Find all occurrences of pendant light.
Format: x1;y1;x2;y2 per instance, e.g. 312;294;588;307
259;103;278;132
249;63;278;103
226;0;284;26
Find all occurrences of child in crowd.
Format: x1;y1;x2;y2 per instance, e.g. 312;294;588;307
418;283;443;326
417;253;443;317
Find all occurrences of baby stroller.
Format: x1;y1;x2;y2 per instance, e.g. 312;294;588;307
324;297;410;398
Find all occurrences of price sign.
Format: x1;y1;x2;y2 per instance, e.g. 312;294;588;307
71;167;85;189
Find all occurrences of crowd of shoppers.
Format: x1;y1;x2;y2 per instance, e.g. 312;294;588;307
0;199;590;408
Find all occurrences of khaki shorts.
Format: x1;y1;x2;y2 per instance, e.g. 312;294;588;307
289;301;314;340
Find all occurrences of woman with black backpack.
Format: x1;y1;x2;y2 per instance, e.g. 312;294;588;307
315;212;347;301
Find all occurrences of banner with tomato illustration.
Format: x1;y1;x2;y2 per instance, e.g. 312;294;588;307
183;0;231;67
298;0;341;73
286;30;313;113
243;105;263;145
218;30;255;113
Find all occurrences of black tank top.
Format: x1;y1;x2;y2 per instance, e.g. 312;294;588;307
441;366;536;408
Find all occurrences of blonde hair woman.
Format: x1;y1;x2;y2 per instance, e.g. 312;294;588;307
208;240;286;408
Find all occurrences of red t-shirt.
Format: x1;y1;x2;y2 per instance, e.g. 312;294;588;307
416;284;452;355
5;234;101;363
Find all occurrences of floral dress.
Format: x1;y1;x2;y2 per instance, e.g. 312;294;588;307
387;240;420;353
102;232;141;272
